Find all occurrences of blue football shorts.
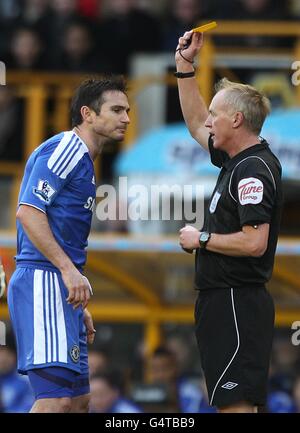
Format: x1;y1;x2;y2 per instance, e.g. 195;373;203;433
8;265;90;398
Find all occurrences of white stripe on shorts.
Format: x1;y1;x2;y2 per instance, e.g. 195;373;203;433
33;270;68;365
33;270;46;364
44;271;51;362
49;272;57;362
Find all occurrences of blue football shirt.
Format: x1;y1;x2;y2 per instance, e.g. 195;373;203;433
16;131;96;270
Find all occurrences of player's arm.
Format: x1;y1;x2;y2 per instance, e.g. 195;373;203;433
17;204;91;309
179;224;269;257
175;31;210;150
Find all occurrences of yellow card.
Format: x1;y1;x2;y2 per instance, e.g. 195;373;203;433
192;21;217;33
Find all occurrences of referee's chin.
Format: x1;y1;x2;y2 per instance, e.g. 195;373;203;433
212;138;224;151
210;134;217;148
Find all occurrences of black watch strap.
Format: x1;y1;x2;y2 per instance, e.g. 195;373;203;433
199;232;211;249
174;71;195;79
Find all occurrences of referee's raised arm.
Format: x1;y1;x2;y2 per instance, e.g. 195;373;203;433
175;31;210;151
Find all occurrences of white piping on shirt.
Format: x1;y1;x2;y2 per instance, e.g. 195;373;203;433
228;156;276;203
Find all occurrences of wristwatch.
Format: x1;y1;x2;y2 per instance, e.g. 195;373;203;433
199;231;211;249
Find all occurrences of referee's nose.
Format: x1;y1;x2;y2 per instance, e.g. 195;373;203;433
205;114;212;129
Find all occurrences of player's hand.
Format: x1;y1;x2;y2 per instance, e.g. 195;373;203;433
179;225;200;252
175;31;204;65
0;261;6;298
62;267;93;309
83;308;96;345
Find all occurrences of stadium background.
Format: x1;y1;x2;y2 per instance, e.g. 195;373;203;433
0;0;300;413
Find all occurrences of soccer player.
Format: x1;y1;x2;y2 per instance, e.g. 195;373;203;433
7;77;130;413
175;31;283;413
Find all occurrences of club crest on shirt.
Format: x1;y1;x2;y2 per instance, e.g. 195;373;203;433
33;180;56;203
70;345;80;363
238;177;263;205
209;191;221;213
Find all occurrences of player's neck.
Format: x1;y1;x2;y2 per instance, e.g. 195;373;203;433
72;127;104;161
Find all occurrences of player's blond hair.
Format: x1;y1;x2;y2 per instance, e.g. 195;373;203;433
215;78;271;134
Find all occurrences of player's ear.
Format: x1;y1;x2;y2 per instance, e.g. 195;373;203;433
80;106;93;123
232;111;244;129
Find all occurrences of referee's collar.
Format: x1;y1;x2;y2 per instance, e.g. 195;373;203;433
223;138;269;171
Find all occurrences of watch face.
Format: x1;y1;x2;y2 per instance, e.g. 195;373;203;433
199;232;210;249
200;232;209;242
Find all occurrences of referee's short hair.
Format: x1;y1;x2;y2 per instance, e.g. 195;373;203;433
71;76;127;127
215;78;271;135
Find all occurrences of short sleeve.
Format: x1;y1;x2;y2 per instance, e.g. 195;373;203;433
230;157;276;226
208;135;229;168
19;134;88;213
19;147;70;213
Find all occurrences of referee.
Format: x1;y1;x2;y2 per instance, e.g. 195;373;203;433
175;31;283;413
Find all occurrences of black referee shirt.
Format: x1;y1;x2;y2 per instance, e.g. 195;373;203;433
195;136;283;290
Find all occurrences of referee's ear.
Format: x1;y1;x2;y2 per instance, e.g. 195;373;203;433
232;111;244;129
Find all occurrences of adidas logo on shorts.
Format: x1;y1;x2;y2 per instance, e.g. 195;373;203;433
221;382;238;390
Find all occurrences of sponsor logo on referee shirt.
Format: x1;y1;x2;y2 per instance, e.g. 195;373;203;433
221;381;238;390
238;177;263;205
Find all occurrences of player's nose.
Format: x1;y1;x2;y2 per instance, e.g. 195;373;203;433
123;112;130;124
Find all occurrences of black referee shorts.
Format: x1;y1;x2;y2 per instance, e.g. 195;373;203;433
194;286;274;408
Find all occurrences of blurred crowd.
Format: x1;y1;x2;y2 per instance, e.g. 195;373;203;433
1;325;300;413
0;0;298;76
0;0;299;163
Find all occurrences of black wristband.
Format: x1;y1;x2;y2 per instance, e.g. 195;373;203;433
174;71;195;79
